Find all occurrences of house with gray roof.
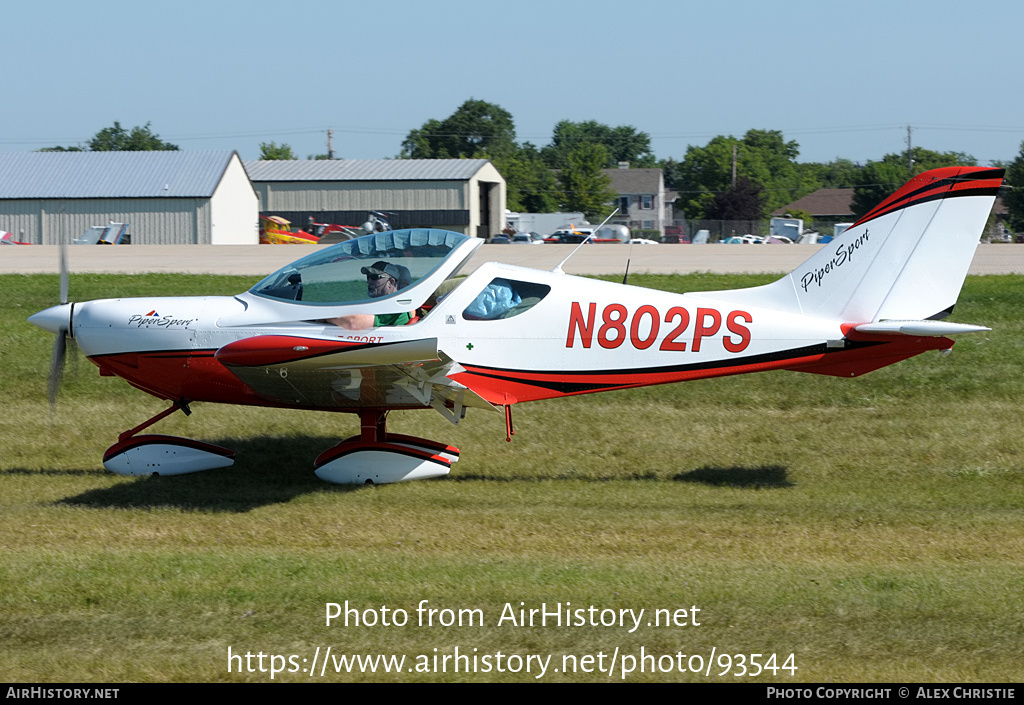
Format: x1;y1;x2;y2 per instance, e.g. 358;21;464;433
245;158;506;238
602;167;674;235
0;151;258;244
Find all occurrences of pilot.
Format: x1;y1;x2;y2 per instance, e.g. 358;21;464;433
330;261;413;330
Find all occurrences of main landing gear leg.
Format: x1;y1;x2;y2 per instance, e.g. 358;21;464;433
101;400;235;476
313;409;460;485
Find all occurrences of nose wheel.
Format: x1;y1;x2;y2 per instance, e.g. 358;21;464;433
102;401;235;476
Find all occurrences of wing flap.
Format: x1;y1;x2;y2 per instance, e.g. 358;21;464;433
216;336;495;418
215;335;439;368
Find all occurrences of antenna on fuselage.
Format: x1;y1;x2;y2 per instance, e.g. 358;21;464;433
552;208;619;275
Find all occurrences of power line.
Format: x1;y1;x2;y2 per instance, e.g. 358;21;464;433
5;121;1022;147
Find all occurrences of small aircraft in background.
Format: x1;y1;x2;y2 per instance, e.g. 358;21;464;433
1;231;31;245
73;221;130;245
29;167;1004;484
258;215;320;245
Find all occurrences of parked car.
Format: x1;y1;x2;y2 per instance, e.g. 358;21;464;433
511;232;545;245
545;227;622;244
663;225;691;243
544;230;592;244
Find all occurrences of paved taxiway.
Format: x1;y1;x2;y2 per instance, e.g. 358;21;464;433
4;243;1024;277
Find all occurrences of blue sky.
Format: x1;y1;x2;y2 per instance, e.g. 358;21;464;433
4;0;1022;165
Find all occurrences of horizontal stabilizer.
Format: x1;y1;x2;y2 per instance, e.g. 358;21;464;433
853;321;990;336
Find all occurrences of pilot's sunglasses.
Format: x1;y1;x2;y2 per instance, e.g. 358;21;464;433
367;273;393;281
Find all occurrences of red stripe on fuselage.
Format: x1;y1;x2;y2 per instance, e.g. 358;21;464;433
452;354;822;403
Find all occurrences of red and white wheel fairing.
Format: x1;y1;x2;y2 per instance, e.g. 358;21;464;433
314;440;451;484
103;434;235;476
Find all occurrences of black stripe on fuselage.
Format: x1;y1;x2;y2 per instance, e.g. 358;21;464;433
461;341;883;395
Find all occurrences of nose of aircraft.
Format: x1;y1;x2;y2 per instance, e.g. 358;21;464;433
28;303;73;335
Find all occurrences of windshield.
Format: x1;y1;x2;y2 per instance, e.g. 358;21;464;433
250;228;471;305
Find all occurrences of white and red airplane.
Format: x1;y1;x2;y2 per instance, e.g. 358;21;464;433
29;166;1004;484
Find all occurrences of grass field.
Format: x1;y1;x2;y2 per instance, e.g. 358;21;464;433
2;272;1023;683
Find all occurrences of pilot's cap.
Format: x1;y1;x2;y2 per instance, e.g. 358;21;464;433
360;261;402;280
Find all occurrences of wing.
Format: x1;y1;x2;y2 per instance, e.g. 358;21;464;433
214;335;496;423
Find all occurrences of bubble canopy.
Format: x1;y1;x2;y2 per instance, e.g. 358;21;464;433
250;229;473;306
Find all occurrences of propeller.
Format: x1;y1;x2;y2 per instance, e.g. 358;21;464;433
27;243;75;412
48;244;71;410
47;323;67;410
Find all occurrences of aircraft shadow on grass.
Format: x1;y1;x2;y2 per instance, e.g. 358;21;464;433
673;465;794;489
51;435;363;513
409;465;792;488
28;438;792;512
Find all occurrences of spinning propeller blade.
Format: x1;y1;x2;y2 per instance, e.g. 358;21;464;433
59;244;69;305
39;243;72;412
48;328;66;410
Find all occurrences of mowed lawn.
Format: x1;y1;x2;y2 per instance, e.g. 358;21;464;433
1;272;1022;683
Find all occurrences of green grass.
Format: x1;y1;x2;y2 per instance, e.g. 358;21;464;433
1;273;1023;682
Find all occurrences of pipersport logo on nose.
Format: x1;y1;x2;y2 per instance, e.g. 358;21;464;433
128;311;197;329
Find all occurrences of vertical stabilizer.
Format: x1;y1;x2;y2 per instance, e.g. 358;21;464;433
713;166;1004;323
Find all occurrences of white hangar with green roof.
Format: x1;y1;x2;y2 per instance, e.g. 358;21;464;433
244;158;506;238
0;151;258;245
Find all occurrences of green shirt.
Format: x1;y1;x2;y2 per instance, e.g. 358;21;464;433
373;311;412;327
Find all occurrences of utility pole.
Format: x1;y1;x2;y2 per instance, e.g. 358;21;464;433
906;125;913;178
327;129;334;160
731;143;738;187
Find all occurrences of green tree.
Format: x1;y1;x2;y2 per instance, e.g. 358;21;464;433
671;130;819;219
557;143;617;219
851;147;976;219
41;122;178;152
402;100;563;212
542;120;655;169
1003;142;1024;233
740;129;820;213
88;121;178;151
801;158;863;189
493;143;559;213
259;142;296;160
705;177;766;220
401;118;445;158
400;99;517;159
672;135;743;219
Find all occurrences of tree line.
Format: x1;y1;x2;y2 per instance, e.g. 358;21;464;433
400;99;1022;226
41;110;1024;230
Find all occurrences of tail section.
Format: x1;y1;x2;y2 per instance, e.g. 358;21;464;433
715;166;1004;325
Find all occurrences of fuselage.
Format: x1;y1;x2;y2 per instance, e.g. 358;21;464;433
35;199;982;415
54;260;865;411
